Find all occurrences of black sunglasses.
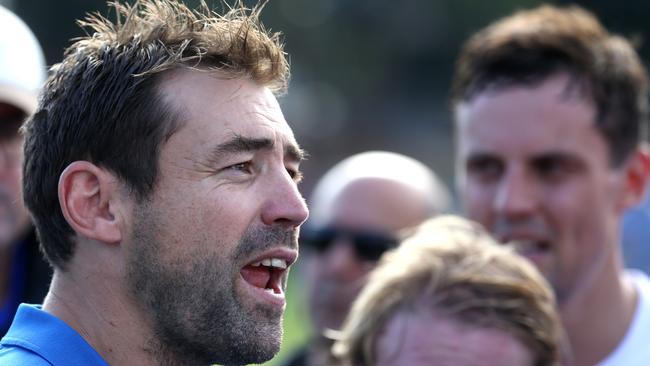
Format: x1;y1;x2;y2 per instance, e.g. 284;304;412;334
300;226;398;261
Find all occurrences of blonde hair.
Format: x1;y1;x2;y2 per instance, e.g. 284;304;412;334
332;216;562;366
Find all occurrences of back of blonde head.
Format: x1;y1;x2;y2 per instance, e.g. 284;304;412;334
333;216;562;366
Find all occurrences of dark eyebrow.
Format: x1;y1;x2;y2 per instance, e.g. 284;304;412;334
212;135;273;157
531;152;579;163
286;144;307;163
530;152;584;169
210;134;306;163
465;151;501;164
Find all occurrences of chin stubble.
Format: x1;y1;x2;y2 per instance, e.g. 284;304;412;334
127;203;297;365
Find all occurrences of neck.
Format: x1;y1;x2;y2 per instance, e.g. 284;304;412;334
43;266;165;365
559;257;637;366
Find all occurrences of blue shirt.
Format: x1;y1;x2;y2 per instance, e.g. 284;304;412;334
0;304;108;365
623;206;650;274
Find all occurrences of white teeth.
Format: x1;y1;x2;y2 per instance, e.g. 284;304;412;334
507;240;544;254
264;288;275;294
253;257;288;269
271;258;287;269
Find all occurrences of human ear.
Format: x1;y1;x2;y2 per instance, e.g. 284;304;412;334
620;144;650;210
58;161;123;244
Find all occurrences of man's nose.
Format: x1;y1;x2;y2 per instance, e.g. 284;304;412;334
493;168;538;219
260;168;309;228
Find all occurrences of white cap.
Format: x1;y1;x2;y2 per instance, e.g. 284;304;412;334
0;5;46;114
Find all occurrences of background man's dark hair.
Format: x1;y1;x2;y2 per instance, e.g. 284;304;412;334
22;0;289;270
452;5;648;166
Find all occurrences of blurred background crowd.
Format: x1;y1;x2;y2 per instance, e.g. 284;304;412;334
3;0;650;365
2;0;648;196
1;0;647;195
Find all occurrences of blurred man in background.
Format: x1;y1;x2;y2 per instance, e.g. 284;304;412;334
283;151;451;366
333;216;564;366
0;5;50;337
454;5;650;365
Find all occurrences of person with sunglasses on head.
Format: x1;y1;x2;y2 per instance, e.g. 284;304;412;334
282;151;451;366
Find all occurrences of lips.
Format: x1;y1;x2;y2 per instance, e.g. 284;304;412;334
507;238;550;256
239;250;297;299
502;237;553;273
241;257;289;294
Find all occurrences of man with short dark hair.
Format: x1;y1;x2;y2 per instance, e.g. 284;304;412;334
0;1;308;365
453;5;650;365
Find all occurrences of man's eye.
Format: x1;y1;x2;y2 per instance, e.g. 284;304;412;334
534;157;575;181
287;168;303;183
228;162;253;173
466;156;503;182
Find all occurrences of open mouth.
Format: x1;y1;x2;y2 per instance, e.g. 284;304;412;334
240;257;289;295
507;239;551;256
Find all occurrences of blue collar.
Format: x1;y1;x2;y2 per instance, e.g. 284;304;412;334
1;304;108;366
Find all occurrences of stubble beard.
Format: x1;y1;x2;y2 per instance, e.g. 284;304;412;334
126;202;296;365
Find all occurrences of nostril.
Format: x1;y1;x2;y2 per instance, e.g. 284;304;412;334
273;218;297;227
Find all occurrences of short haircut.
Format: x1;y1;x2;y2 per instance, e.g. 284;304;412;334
332;216;562;366
22;0;289;270
452;5;648;166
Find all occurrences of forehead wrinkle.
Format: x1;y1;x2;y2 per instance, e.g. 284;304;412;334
248;108;283;124
240;107;305;164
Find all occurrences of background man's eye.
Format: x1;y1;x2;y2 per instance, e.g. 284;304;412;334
230;162;252;173
534;156;578;182
467;157;503;181
537;160;563;176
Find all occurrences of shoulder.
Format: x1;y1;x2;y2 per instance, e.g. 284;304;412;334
628;270;650;298
0;345;51;365
598;271;650;365
2;304;108;366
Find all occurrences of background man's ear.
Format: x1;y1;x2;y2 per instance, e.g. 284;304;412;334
58;161;123;244
621;144;650;210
